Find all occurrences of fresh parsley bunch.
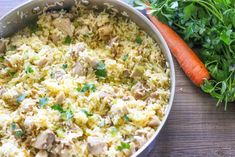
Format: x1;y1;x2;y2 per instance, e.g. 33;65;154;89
137;0;235;109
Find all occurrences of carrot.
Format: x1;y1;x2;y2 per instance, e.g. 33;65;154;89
146;9;210;86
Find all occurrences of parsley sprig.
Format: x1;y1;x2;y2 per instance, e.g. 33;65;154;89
138;0;235;109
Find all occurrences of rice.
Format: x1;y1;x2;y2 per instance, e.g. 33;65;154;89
0;4;170;157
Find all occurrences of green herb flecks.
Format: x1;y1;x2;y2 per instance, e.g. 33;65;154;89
51;104;65;113
25;66;34;74
122;53;129;61
62;64;68;69
135;36;142;44
0;56;4;62
123;114;130;122
39;97;49;108
78;83;96;93
94;61;107;78
51;105;73;120
116;142;130;151
16;94;26;104
81;109;93;117
111;127;118;136
10;122;24;138
63;36;72;45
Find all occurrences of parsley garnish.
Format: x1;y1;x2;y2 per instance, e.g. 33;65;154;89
122;54;129;61
51;105;73;120
62;64;68;69
51;104;65;113
39;97;48;108
0;56;4;62
116;142;130;151
135;36;142;44
81;109;93;117
123;114;130;122
15;130;24;138
78;83;96;93
25;66;34;74
94;61;107;78
63;36;72;45
16;94;26;104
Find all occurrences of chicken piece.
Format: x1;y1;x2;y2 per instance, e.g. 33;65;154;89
148;115;161;127
33;130;55;150
131;82;147;100
130;65;144;78
52;18;74;37
35;150;48;157
0;40;6;55
60;148;71;157
0;87;6;96
55;91;65;104
87;136;106;155
98;25;113;40
51;34;60;43
54;70;66;79
84;56;98;68
72;62;85;76
133;136;146;147
37;58;48;68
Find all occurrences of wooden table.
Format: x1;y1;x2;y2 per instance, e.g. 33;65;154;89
1;1;235;156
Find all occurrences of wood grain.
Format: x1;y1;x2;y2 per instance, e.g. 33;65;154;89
1;1;235;157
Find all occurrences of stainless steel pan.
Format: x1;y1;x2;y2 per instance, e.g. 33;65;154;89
0;0;175;156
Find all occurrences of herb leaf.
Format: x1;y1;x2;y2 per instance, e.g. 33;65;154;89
79;83;96;93
135;36;142;44
94;61;107;78
116;142;130;151
123;114;130;122
51;104;65;113
62;64;68;69
25;66;34;74
39;97;48;108
16;94;26;104
81;109;93;117
122;53;129;61
63;36;72;45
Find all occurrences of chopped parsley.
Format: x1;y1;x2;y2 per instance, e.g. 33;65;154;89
15;130;24;138
62;64;68;69
123;114;130;122
63;36;72;45
10;122;24;138
16;94;26;104
135;36;142;44
79;83;96;93
81;109;93;117
25;66;34;74
39;97;48;108
10;122;17;130
122;53;129;61
61;110;73;120
51;105;73;120
94;61;107;78
111;127;118;136
0;56;4;62
116;142;130;151
51;104;65;113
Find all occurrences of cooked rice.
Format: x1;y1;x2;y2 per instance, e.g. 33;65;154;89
0;4;170;157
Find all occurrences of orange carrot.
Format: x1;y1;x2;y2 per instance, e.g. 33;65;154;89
146;9;210;86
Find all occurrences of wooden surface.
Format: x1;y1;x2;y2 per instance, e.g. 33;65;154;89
1;1;235;157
